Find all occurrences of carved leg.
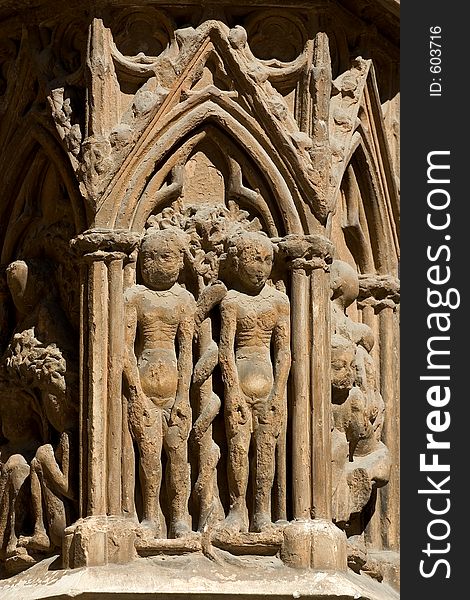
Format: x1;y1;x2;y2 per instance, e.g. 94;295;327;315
129;400;164;535
18;459;49;551
164;437;191;538
224;414;251;533
163;401;192;539
0;455;31;559
252;423;277;533
20;440;74;551
41;480;67;549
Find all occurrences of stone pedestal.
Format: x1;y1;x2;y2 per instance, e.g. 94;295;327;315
63;517;137;569
0;554;399;600
281;519;347;571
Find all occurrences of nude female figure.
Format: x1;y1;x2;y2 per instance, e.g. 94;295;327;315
219;231;291;533
124;227;196;538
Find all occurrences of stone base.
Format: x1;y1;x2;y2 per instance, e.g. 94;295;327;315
0;552;399;600
281;519;348;571
63;516;137;568
365;551;400;591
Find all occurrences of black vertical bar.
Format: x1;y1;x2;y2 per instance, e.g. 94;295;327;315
401;2;469;597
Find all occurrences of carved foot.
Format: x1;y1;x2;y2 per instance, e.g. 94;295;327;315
252;512;276;533
139;519;165;539
18;530;51;552
4;546;37;575
170;518;193;539
221;506;249;533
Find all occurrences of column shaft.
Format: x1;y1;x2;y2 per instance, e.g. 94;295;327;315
291;269;312;518
311;269;332;520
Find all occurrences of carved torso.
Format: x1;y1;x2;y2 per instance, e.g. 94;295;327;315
222;285;288;401
125;283;195;404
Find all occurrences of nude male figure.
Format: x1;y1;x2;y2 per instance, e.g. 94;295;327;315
219;231;291;533
124;227;196;538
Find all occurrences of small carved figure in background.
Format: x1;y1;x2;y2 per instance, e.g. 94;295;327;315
124;227;196;538
0;390;42;567
0;260;77;570
219;231;291;533
329;260;390;531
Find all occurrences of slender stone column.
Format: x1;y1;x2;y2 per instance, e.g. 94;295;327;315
63;229;140;568
290;268;312;519
358;275;400;552
278;234;335;520
310;266;333;521
278;235;346;572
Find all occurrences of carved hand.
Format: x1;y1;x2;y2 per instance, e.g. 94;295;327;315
169;395;191;428
258;393;283;430
226;391;249;426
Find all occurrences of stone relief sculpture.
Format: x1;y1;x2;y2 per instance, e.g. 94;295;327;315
219;231;290;533
123;227;195;539
0;2;399;597
141;202;267;536
124;203;291;543
0;260;78;573
329;260;391;571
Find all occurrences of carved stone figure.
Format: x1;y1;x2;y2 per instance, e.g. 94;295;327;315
219;231;291;533
0;390;42;568
0;2;399;596
123;227;196;538
329;260;390;533
0;260;77;571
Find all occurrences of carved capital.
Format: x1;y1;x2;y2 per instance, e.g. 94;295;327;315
357;274;400;311
70;228;141;262
275;234;334;272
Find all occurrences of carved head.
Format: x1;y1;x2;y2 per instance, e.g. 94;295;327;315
5;260;50;315
226;230;273;294
348;389;374;447
139;227;188;290
330;260;359;310
331;333;356;394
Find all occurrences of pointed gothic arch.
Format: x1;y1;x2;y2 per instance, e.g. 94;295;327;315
328;60;399;275
97;94;308;235
0;121;87;264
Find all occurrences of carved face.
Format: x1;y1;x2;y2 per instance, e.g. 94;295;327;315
349;391;374;442
236;236;273;293
140;231;184;290
331;339;356;392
